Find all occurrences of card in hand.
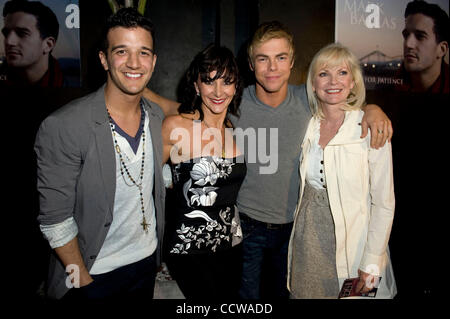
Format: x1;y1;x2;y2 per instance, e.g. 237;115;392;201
338;277;381;298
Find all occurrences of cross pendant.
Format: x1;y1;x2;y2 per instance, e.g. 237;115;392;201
141;216;149;233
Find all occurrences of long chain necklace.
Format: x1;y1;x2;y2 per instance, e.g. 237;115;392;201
202;120;226;158
107;106;150;233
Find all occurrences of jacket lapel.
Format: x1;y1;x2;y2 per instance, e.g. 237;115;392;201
92;85;116;218
143;99;163;169
327;111;365;146
142;98;165;261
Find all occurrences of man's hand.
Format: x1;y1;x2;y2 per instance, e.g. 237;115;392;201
361;104;393;149
55;237;93;288
78;268;94;287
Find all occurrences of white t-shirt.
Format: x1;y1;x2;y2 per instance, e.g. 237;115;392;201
90;109;157;274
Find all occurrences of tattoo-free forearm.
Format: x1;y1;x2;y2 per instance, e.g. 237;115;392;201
54;237;93;287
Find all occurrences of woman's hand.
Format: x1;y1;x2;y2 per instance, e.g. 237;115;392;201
355;269;380;294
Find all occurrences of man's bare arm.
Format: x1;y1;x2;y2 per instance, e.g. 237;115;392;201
54;237;93;287
143;88;180;116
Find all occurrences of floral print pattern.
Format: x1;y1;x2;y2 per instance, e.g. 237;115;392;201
170;207;233;254
170;157;237;254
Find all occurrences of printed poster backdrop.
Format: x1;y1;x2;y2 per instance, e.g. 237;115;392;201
335;0;449;90
0;0;80;87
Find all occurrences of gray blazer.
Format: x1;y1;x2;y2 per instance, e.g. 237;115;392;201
34;85;166;299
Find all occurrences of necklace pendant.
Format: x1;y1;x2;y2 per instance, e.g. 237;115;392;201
141;216;149;233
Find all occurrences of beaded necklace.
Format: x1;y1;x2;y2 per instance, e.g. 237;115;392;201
107;104;150;233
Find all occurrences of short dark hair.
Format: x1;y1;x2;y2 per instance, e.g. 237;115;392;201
405;0;449;44
100;7;156;55
178;44;243;122
2;0;59;41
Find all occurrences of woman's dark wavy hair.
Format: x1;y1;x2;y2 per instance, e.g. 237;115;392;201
178;44;243;125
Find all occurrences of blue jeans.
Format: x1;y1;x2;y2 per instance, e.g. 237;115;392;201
239;213;293;299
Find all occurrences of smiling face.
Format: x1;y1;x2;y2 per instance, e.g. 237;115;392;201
2;11;52;69
250;37;294;94
402;13;446;74
99;26;156;96
312;62;355;109
194;70;236;116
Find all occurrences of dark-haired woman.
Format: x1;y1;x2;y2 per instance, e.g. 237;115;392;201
162;44;246;300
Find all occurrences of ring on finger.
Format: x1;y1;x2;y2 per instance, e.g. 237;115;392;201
377;129;383;134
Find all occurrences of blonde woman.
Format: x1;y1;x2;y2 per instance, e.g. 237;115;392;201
287;43;396;299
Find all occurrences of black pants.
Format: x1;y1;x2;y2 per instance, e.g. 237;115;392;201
63;253;157;303
166;245;242;300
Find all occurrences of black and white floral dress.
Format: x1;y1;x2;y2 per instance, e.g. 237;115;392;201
168;155;246;255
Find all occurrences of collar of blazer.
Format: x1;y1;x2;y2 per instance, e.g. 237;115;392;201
327;110;365;146
304;110;365;148
91;83;163;126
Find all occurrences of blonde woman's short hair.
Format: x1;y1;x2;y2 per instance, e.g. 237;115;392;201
306;43;366;119
247;21;295;66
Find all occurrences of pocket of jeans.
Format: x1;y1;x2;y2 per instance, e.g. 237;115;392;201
240;218;256;240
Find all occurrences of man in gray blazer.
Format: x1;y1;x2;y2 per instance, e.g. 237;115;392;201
34;8;165;301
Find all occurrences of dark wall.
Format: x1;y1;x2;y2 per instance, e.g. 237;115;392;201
147;0;203;100
143;0;260;99
77;0;335;99
259;0;335;84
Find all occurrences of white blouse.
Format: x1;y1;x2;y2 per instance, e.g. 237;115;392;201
305;119;327;190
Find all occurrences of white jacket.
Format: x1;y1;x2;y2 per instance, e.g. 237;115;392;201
288;110;397;299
